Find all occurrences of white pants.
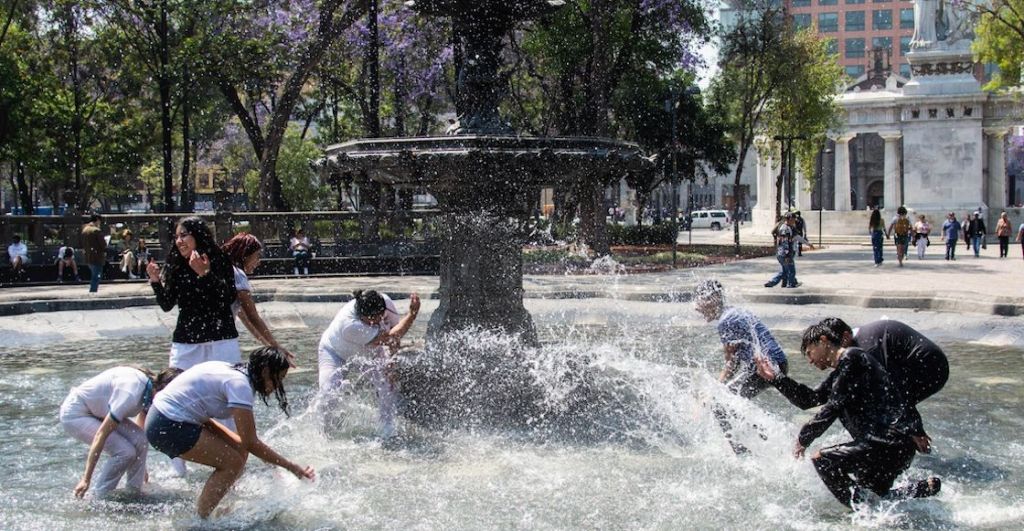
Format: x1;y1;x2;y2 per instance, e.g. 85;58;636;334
169;338;241;370
60;399;148;495
318;347;398;438
916;238;928;259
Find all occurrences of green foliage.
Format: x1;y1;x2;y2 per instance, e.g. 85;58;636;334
276;126;328;210
607;222;678;245
973;0;1024;90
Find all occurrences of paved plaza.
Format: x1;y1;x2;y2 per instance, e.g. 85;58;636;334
2;238;1021;318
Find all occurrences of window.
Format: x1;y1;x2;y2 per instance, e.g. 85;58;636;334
900;36;911;55
873;9;892;30
819;0;838;4
793;13;812;29
873;0;891;3
792;0;811;6
899;63;912;77
845;11;865;31
846;65;866;77
872;36;893;51
845;38;866;58
819;12;839;32
900;8;914;29
846;0;865;4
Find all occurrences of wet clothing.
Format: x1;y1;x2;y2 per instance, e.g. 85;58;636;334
813;438;916;507
152;361;253;425
151;254;238;345
770;347;918;507
852;320;949;437
770;347;909;448
144;409;203;458
717;307;788;396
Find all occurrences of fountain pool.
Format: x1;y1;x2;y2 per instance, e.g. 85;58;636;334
1;299;1022;530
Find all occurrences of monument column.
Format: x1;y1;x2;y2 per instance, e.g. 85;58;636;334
985;128;1008;210
833;133;856;211
879;131;903;209
754;141;775;211
795;166;812;211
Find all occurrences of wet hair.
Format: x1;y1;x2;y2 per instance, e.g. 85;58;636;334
89;213;102;223
897;206;908;216
353;289;387;319
154;367;182;392
694;279;724;305
819;317;852;340
221;232;263;268
243;346;291;416
869;209;882;228
163;216;227;285
800;321;846;355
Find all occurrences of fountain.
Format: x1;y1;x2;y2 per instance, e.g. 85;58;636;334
321;1;652;425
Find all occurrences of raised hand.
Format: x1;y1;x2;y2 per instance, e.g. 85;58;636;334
146;260;161;282
188;250;211;277
408;292;421;315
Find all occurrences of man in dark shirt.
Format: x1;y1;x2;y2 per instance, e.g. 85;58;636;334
819;317;948;454
755;322;940;507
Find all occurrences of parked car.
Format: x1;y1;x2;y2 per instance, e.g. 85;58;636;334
689;210;730;230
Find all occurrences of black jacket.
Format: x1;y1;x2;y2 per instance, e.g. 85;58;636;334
151;254;238;344
772;347;909;448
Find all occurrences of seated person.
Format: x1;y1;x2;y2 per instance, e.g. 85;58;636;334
8;235;29;275
693;279;788;454
290;228;311;276
119;229;139;279
755;322;941;508
56;245;81;282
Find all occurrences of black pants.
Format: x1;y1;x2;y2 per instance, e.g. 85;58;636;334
293;249;311;269
812;439;916;507
999;236;1009;257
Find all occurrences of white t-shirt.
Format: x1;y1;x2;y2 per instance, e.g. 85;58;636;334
67;366;152;422
8;242;28;262
152;361;254;424
318;294;401;361
57;246;75;261
231;266;252;317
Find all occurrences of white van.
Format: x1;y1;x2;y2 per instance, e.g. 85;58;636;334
689;210;731;230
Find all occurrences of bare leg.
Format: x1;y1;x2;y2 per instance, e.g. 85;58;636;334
179;428;248;519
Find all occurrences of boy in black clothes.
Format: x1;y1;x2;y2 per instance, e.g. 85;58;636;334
755;322;941;507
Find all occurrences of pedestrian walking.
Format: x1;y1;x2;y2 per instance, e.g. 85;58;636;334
912;214;931;260
765;213;813;288
941;212;961;261
962;211;972;252
995;212;1011;258
794;211;806;256
868;208;886;267
967;212;987;257
1016;220;1024;260
81;214;107;293
886;206;912;267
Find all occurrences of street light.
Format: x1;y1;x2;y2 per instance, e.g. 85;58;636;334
818;146;833;247
773;134;808;209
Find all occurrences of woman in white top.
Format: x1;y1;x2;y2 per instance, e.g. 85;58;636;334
913;214;931;259
289;228;311;276
221;233;295;364
60;366;180;497
144;347;314;519
318;289;420;438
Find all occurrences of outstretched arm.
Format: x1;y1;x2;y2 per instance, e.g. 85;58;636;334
74;414;119;498
370;293;421;349
755;356;832;409
232;408;314;480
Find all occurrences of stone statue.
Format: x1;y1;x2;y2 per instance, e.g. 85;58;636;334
910;0;938;49
939;0;971;47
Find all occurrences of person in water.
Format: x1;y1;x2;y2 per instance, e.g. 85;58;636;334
60;366;180;498
318;289;420;439
755;323;941;507
816;317;948;454
693;279;788;454
145;347;314;518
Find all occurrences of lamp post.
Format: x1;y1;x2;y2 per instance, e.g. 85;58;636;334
665;88;679;267
773;134;808;210
818;146;833;247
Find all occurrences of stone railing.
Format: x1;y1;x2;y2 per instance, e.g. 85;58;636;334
0;207;443;275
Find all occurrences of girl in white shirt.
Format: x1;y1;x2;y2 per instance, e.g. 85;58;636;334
144;347;314;519
60;366;180;497
221;233;295;364
318;289;420;438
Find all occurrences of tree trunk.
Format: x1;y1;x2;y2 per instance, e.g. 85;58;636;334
774;142;784;221
180;76;193;212
63;3;84;209
365;0;380;138
14;160;32;214
733;142;752;256
158;0;174;212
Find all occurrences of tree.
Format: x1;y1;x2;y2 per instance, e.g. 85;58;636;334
972;0;1024;90
708;1;841;254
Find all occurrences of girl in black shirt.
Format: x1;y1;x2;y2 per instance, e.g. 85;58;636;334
147;216;239;370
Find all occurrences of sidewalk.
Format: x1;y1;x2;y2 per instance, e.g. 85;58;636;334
1;243;1021;317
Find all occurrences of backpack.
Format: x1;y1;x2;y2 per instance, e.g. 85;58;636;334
894;216;911;237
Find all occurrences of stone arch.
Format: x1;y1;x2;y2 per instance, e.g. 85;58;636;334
850;133;884;210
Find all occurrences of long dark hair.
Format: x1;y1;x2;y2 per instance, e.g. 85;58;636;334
242;346;292;416
869;208;882;230
163;216;227;286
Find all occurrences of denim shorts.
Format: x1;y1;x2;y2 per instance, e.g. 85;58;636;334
145;408;202;458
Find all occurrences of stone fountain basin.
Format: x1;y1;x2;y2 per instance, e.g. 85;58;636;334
320;135;652;190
